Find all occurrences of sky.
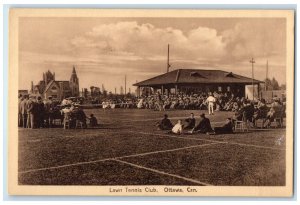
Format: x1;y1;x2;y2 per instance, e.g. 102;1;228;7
18;17;286;93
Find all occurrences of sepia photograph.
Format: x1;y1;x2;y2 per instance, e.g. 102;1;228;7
8;9;294;196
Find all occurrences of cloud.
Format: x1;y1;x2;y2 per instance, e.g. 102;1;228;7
70;21;226;61
19;19;287;91
221;21;286;61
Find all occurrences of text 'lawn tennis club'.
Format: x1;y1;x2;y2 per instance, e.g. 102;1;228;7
109;187;197;193
109;187;158;193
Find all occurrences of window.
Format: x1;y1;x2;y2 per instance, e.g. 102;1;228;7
51;86;58;92
227;86;231;92
225;72;235;77
190;72;205;78
218;86;222;92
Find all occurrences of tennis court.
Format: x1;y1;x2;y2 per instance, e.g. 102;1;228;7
18;109;286;186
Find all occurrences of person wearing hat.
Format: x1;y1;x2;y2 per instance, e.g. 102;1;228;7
36;96;45;128
26;95;37;129
156;114;173;130
212;118;234;134
184;113;196;129
190;113;213;134
206;93;216;115
18;94;23;127
44;96;54;127
88;114;98;127
20;95;29;128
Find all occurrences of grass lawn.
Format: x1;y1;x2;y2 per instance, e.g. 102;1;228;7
18;109;286;186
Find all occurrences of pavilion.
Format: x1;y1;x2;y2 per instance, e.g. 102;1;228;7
133;69;263;98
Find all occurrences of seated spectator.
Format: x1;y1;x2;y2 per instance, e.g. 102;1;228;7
72;106;87;128
212;118;234;134
253;99;269;126
137;99;144;109
171;120;183;134
89;114;98;127
184;113;196;129
264;99;283;128
190;113;213;134
156;114;173;130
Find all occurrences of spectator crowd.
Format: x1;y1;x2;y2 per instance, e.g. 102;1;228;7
18;90;286;130
18;95;97;129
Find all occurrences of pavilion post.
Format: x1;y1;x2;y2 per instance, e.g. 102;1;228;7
175;85;178;95
137;86;140;97
161;85;164;95
257;83;260;100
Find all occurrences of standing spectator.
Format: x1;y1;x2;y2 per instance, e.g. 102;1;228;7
206;93;216;115
36;96;45;128
20;95;28;128
44;96;54;127
26;96;36;129
18;94;23;127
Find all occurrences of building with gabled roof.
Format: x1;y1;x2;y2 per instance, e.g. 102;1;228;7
133;69;263;97
30;66;79;100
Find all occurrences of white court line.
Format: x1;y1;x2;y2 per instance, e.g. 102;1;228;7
18;158;112;174
19;131;284;174
113;159;213;186
18;142;220;174
116;142;221;159
132;131;286;151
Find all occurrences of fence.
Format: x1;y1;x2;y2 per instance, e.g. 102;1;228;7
260;90;286;103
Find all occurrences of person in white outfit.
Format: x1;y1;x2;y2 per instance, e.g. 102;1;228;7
172;120;183;134
206;93;216;115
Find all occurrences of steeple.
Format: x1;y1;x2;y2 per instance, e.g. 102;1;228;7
70;65;78;83
70;65;79;97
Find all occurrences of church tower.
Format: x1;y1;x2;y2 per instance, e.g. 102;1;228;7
43;70;55;85
69;66;79;97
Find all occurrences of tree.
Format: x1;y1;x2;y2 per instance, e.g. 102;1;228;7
264;77;280;90
280;84;286;90
265;78;272;91
271;77;280;90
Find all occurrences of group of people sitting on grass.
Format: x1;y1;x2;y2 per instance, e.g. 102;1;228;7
156;96;286;135
156;113;234;135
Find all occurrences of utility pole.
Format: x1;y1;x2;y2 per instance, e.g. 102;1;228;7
125;75;127;95
249;57;255;101
167;44;171;73
265;60;269;91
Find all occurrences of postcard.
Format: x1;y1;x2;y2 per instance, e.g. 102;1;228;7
8;8;294;196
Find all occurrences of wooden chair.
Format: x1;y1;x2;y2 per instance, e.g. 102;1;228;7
63;112;72;129
270;109;284;128
63;119;70;129
234;112;249;132
75;120;84;129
